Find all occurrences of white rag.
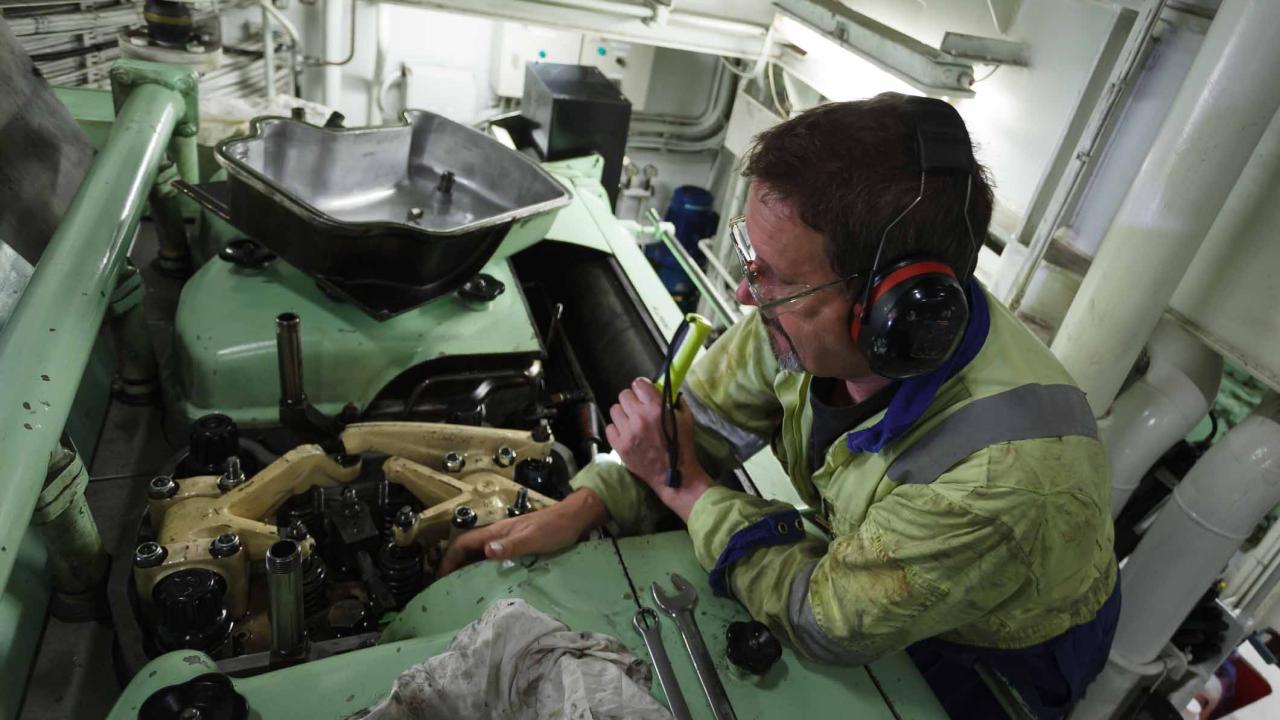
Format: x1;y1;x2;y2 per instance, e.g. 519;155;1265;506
358;598;674;720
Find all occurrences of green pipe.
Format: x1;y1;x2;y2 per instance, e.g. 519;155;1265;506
0;80;184;594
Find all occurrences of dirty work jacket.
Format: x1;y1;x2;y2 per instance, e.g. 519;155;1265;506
572;281;1117;661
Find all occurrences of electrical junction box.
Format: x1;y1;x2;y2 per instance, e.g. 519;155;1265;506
577;36;654;112
491;24;653;111
491;23;583;99
522;63;631;208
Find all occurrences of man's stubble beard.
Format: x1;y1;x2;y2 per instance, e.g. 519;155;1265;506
764;317;805;374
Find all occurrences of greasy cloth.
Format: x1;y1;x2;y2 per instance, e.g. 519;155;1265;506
360;599;673;720
572;283;1116;658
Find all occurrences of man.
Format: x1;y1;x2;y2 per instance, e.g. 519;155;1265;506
442;94;1118;718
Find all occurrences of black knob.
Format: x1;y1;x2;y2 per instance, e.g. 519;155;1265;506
188;414;240;476
726;620;782;675
152;569;232;653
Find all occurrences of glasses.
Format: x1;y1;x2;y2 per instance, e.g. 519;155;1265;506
728;216;860;318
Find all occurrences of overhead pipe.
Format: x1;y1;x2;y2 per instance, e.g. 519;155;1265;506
1099;317;1221;518
1075;393;1280;718
1051;0;1280;417
0;68;188;594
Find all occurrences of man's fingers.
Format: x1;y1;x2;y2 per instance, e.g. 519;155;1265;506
483;527;533;560
609;402;629;428
604;423;620;448
631;377;662;406
618;388;642;417
439;522;506;576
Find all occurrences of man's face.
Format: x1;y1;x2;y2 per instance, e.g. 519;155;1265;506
735;183;874;379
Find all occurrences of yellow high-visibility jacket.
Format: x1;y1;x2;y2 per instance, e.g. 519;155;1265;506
573;284;1116;662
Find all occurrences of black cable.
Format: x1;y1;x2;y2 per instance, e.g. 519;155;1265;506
30;38;119;63
659;319;689;488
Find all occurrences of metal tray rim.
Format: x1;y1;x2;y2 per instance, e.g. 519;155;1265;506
213;109;573;239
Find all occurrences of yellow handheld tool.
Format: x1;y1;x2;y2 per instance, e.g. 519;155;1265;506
654;312;712;488
654;313;712;394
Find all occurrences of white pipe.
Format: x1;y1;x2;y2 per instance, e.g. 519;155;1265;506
543;0;649;19
1051;0;1280;417
1075;395;1280;718
1003;0;1168;312
1099;317;1221;518
262;5;276;100
323;0;345;108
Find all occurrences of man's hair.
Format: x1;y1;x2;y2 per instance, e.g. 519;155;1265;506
743;93;994;285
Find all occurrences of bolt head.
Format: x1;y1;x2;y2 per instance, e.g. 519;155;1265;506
209;532;241;558
443;452;465;473
452;505;477;529
148;475;178;500
394;505;417;530
494;446;517;468
134;541;167;568
283;519;308;541
531;422;551;443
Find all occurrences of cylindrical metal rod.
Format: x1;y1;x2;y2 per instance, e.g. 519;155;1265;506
0;79;184;594
266;539;306;657
1051;0;1280;417
276;312;305;406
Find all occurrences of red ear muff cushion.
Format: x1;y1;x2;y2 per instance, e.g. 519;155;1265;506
851;261;955;344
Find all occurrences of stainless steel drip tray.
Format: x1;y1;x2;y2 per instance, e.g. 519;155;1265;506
211;110;571;318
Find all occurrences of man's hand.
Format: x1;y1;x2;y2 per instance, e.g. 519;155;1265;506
606;377;713;522
437;488;609;577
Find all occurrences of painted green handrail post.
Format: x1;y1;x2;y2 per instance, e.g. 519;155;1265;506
0;60;198;594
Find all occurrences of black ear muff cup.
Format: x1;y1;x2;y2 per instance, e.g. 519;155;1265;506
856;261;969;379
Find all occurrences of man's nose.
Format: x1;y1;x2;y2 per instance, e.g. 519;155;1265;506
735;278;756;306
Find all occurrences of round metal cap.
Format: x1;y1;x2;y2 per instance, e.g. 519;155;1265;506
452;505;477;529
443;452;465;473
135;541;168;568
494;446;517;468
394;505;417;530
148;475;179;500
209;532;241;558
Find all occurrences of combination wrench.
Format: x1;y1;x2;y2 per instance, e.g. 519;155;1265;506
634;607;693;720
652;573;738;720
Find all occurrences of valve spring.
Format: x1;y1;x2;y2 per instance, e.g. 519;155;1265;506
278;491;322;541
302;554;328;618
376;542;424;608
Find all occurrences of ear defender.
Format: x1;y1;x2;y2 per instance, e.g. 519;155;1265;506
849;96;978;380
851;258;969;379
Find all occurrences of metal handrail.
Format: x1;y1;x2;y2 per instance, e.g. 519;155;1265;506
0;80;186;593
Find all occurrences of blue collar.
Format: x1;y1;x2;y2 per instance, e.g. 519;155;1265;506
844;278;990;455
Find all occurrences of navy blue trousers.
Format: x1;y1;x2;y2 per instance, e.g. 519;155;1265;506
907;586;1121;719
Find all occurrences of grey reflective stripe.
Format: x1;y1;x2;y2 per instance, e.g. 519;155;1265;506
788;561;877;665
684;388;767;461
886;383;1097;486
